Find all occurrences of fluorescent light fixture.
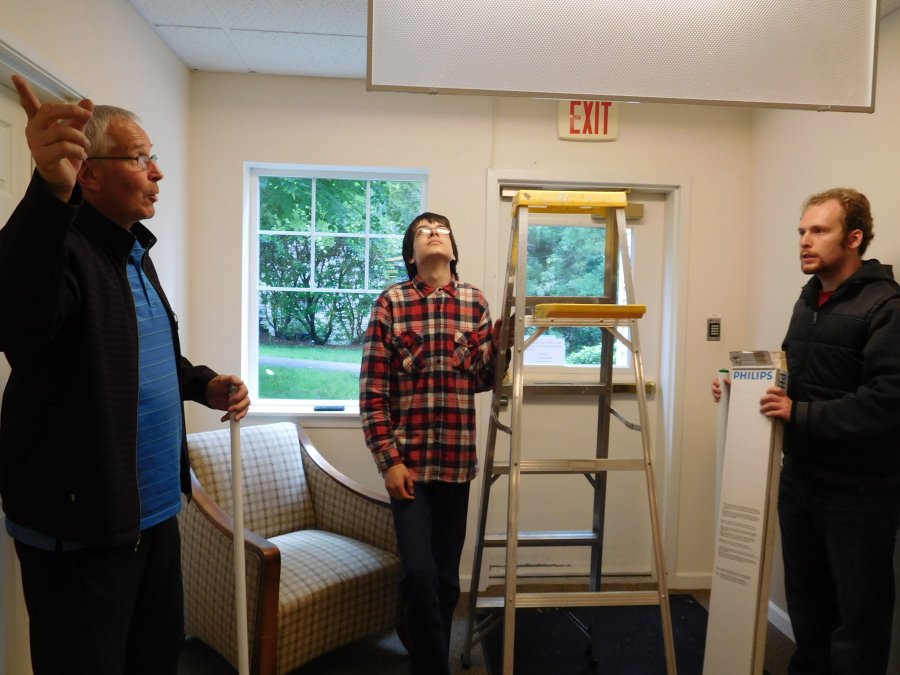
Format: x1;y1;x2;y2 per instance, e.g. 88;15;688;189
368;0;879;112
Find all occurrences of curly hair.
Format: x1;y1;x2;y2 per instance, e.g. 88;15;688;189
803;188;874;256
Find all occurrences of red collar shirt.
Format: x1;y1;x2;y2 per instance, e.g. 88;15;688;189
360;276;500;483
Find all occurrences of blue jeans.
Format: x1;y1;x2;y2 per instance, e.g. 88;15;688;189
778;469;900;675
391;481;470;675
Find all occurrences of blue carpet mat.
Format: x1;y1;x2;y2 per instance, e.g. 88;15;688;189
481;594;768;675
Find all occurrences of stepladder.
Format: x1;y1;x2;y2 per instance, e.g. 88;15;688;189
461;190;677;674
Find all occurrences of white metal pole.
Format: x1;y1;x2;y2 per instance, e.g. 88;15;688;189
230;385;250;675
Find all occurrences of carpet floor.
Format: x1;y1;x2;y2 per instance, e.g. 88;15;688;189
178;587;795;675
481;595;710;675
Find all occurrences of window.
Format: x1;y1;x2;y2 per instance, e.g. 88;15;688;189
523;220;632;371
246;166;427;411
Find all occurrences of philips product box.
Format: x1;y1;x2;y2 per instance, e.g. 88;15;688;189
703;351;786;675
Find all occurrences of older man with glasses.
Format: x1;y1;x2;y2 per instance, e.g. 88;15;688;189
0;76;250;675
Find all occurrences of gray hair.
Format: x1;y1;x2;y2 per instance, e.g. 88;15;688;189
84;105;141;158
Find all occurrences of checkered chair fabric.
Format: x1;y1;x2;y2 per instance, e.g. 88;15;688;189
302;450;399;557
186;422;316;540
272;530;401;674
179;422;403;675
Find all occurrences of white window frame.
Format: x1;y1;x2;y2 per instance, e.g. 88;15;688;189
243;163;428;418
498;187;635;383
521;224;633;379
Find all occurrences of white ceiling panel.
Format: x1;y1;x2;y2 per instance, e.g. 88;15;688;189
128;0;900;82
370;0;880;111
212;0;367;36
130;0;220;28
232;30;366;78
156;26;249;72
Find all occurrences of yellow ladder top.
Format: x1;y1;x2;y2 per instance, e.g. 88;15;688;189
534;303;646;320
511;190;628;216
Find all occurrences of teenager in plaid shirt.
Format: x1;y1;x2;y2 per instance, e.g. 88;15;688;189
361;212;507;675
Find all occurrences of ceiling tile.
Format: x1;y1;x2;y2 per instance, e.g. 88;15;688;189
231;30;366;78
129;0;220;28
211;0;367;36
156;26;249;72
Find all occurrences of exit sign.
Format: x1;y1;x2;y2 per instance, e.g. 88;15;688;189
557;100;619;141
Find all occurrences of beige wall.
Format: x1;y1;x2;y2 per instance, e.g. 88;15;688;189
0;2;190;673
747;10;900;630
186;71;755;587
0;0;192;326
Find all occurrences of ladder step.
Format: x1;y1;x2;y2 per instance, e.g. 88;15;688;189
534;304;646;320
476;590;660;610
524;316;637;329
511;190;627;215
492;459;645;474
499;383;657;396
483;531;598;547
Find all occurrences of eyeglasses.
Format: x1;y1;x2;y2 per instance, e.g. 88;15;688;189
415;226;451;237
87;154;158;171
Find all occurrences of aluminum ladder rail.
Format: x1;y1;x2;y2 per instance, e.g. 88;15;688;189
461;190;677;675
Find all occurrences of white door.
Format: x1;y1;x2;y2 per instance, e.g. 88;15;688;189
482;181;667;583
0;81;36;675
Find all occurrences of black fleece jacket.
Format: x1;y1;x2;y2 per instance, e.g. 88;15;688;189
0;172;216;546
782;260;900;487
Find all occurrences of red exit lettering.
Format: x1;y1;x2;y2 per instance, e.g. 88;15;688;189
569;101;612;135
569;101;581;134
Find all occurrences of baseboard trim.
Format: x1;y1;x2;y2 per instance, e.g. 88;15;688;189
767;601;795;642
671;572;711;589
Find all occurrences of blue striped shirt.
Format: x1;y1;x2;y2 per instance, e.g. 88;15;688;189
128;242;183;530
6;241;183;548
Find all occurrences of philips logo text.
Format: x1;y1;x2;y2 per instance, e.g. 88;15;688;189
733;370;773;380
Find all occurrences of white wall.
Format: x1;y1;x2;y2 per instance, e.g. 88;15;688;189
0;2;190;673
186;72;755;587
0;0;192;327
748;10;900;627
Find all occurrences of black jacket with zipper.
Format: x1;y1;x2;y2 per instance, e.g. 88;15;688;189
782;259;900;487
0;172;216;547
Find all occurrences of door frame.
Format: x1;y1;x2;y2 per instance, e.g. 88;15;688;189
482;167;692;587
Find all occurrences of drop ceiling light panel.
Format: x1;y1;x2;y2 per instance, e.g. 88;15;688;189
367;0;880;112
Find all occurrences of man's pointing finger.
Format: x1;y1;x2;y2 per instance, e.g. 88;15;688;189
11;75;41;119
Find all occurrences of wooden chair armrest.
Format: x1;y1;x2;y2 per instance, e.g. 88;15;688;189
188;471;281;675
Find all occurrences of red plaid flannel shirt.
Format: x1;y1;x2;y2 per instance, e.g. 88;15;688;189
360;276;500;482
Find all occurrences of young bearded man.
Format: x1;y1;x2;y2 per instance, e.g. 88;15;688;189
360;212;508;675
713;189;900;675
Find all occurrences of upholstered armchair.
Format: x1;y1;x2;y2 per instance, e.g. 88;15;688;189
178;422;403;675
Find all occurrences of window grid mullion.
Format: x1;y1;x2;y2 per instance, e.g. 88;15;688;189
259;287;382;295
365;180;371;290
310;178;317;289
